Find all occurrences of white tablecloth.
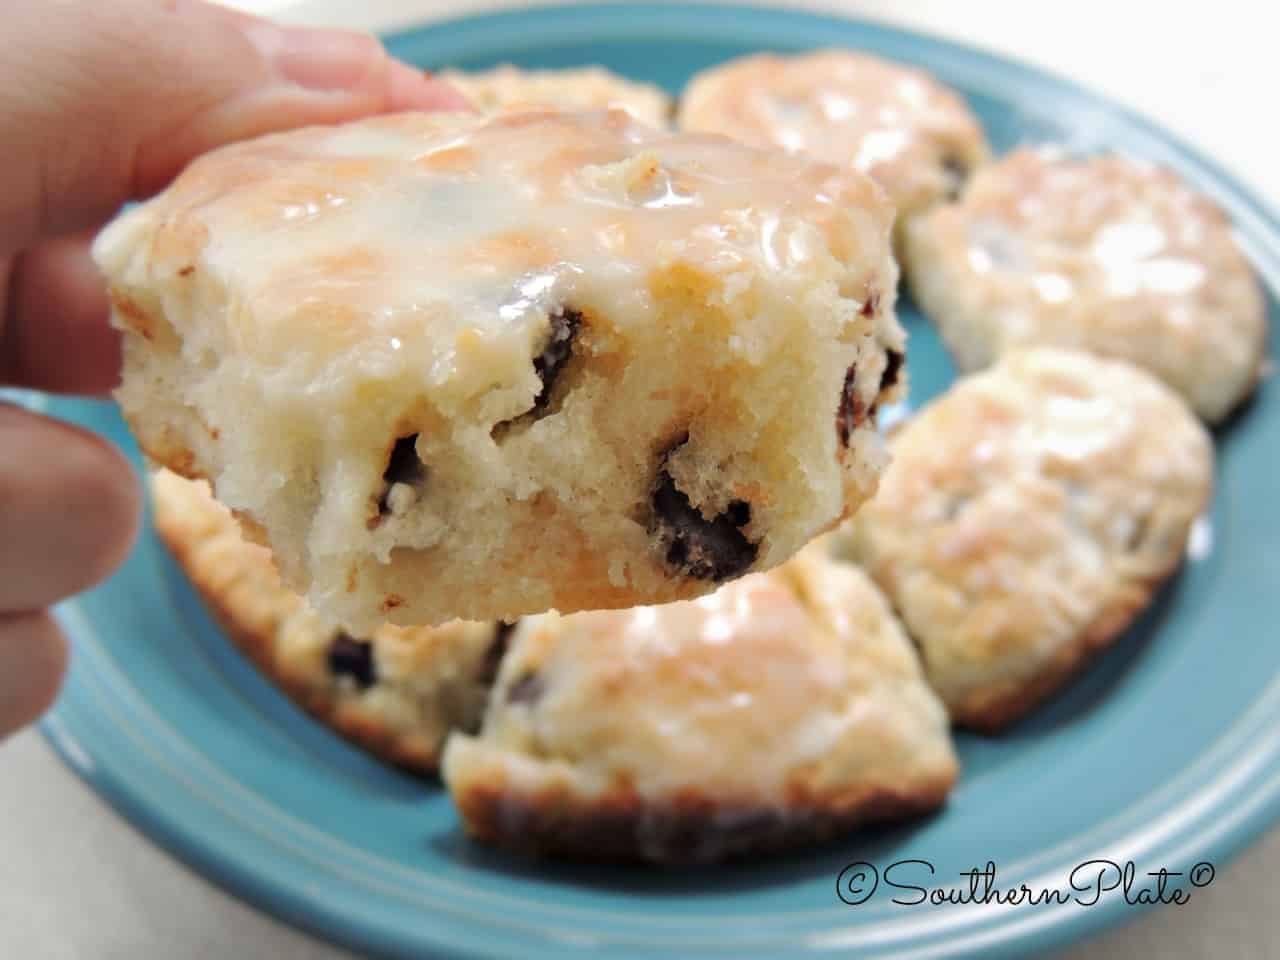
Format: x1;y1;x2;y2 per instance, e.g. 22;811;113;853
2;2;1275;957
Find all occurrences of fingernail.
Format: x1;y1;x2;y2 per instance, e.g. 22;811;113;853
246;23;383;92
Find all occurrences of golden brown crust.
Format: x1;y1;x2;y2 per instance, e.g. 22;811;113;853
107;289;158;340
952;571;1166;732
155;501;435;772
134;428;199;481
152;470;494;774
678;50;990;260
832;348;1213;732
442;555;959;862
441;65;673;126
450;771;955;864
904;148;1266;423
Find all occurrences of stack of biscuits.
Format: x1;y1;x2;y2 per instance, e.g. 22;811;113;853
103;55;1259;863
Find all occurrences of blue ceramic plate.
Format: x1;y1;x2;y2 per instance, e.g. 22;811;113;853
35;4;1280;958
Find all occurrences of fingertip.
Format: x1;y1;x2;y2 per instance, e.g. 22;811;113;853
60;425;143;594
79;431;144;590
5;234;124;395
248;23;385;93
0;612;69;737
0;407;142;609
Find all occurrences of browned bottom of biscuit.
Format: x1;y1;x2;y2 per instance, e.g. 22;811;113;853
156;518;443;775
951;569;1175;733
451;776;955;864
138;431;200;482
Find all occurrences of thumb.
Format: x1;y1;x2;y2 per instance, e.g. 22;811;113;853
0;0;468;251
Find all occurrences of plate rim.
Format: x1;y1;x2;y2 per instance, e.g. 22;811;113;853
41;4;1280;958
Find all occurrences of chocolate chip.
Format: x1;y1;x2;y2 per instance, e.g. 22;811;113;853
868;349;906;420
531;307;581;412
1125;512;1152;552
506;671;544;705
880;350;904;393
383;434;424;486
860;285;880;319
941;155;968;201
328;633;376;689
492;307;583;440
479;621;517;686
649;437;758;581
724;500;751;527
837;366;869;446
377;434;426;514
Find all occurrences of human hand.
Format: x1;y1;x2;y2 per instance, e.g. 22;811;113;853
0;0;467;737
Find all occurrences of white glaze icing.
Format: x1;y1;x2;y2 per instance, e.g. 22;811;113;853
838;347;1215;728
464;556;953;798
908;148;1265;422
440;64;672;126
98;109;888;406
679;50;990;234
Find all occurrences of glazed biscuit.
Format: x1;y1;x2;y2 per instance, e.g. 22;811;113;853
831;348;1213;732
679;49;990;258
152;469;499;774
96;109;904;632
905;147;1267;422
441;64;672;125
442;549;957;862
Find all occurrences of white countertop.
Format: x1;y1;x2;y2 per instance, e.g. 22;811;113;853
2;2;1275;958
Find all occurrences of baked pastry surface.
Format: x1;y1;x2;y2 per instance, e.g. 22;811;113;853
441;64;672;125
152;469;499;773
442;548;957;862
679;49;990;257
905;147;1266;422
98;109;903;631
830;348;1214;731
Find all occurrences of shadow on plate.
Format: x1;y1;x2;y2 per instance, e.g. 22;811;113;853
1003;565;1184;737
1211;377;1265;443
428;812;943;894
